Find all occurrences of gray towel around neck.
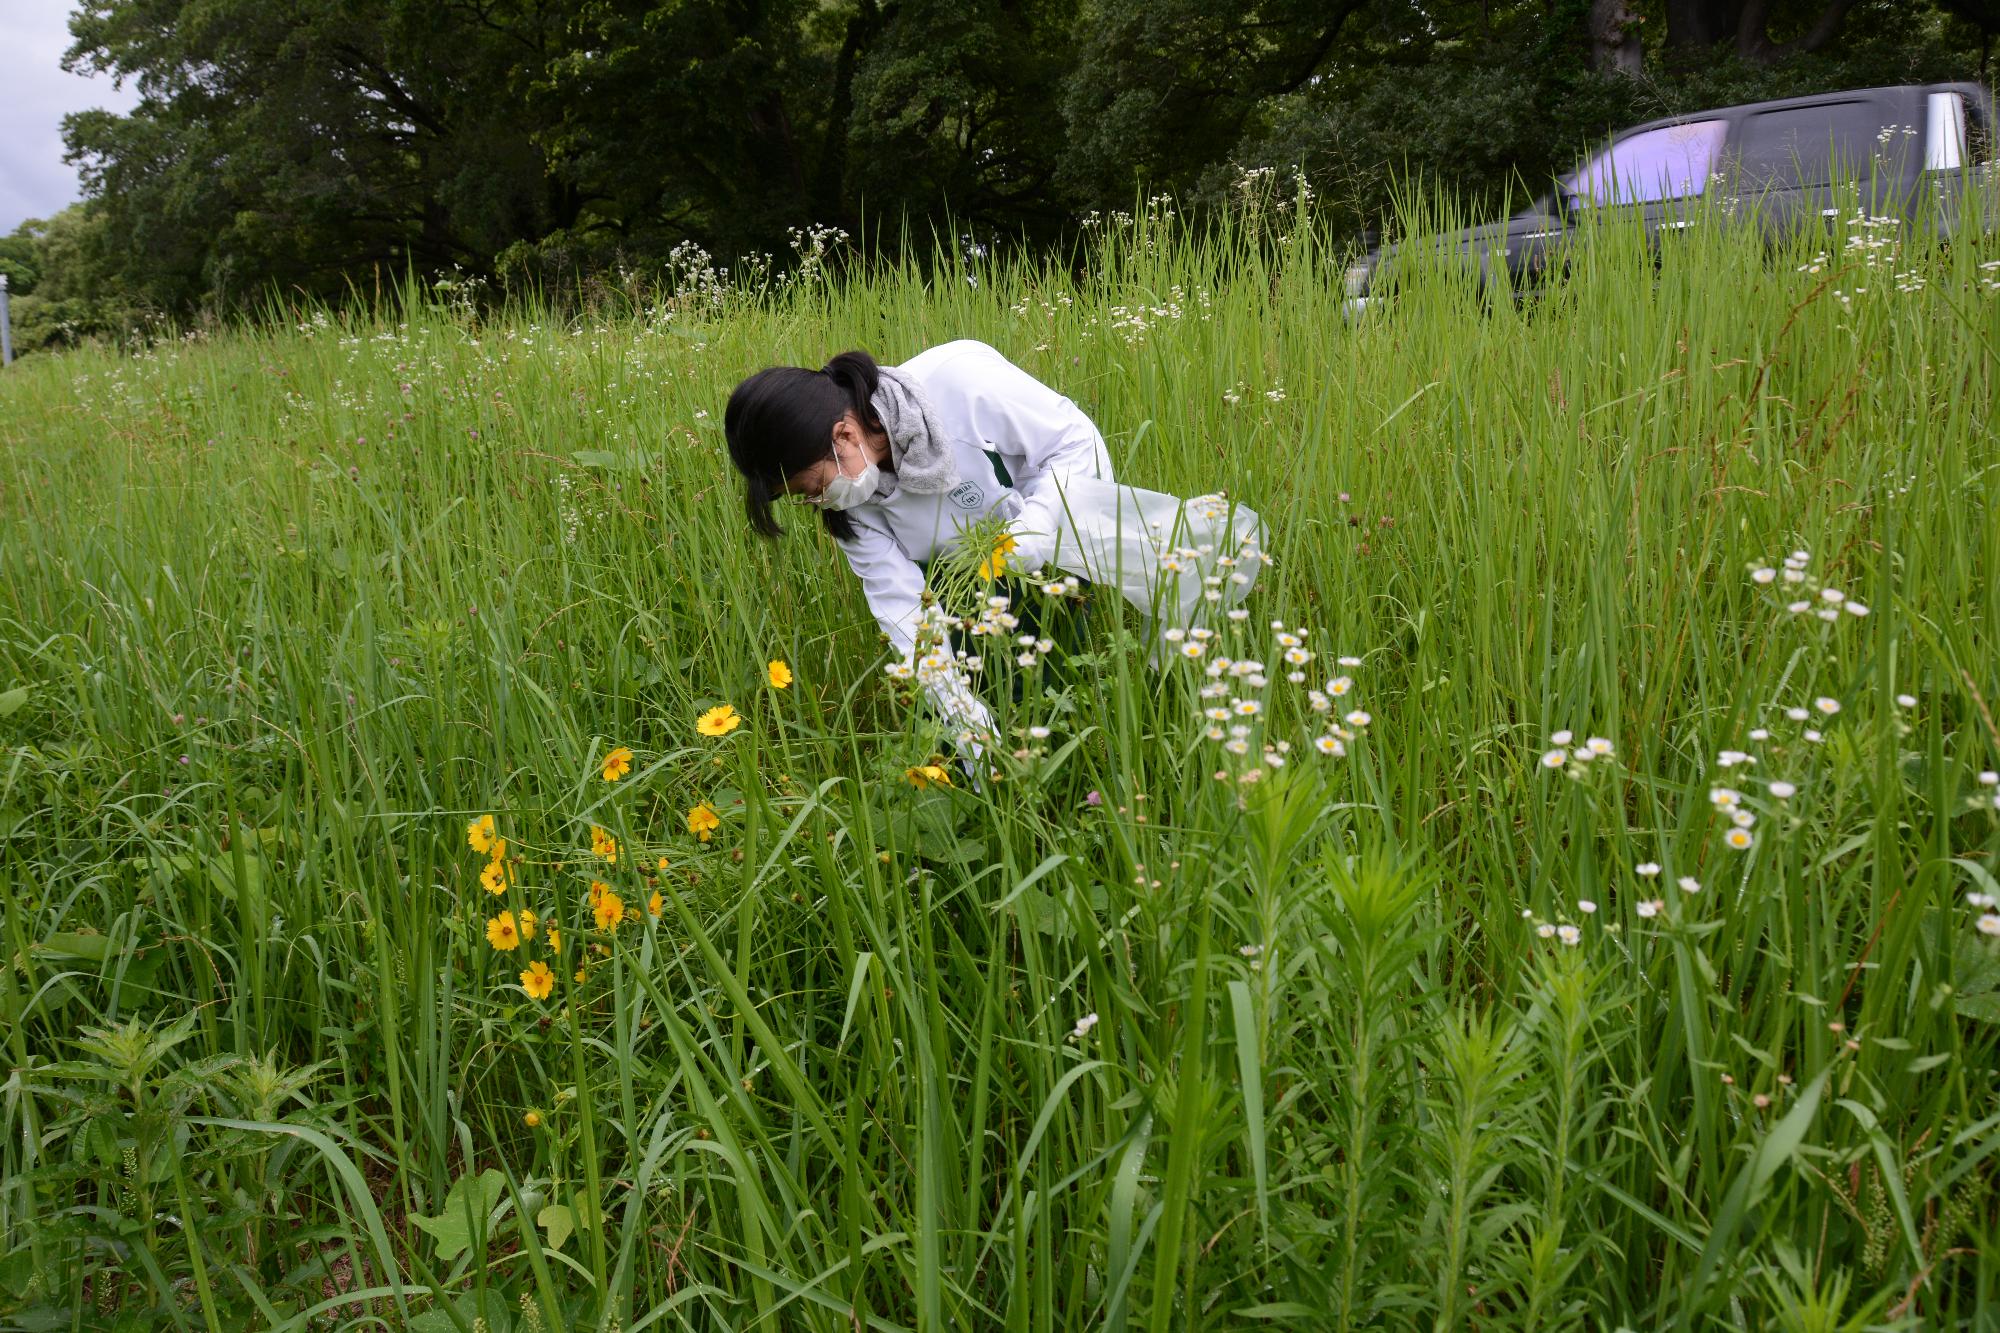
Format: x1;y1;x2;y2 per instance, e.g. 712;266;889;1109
871;365;961;494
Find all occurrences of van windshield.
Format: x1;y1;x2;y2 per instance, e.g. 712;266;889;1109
1563;120;1728;207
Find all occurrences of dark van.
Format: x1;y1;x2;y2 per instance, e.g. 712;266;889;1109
1345;82;1998;307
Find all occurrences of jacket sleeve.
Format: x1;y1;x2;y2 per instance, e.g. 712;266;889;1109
836;513;996;751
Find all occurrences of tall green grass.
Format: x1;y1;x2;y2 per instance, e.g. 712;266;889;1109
1;183;1998;1330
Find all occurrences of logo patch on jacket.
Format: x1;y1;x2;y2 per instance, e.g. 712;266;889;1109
948;482;984;510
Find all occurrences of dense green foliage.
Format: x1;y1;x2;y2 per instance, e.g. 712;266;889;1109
2;194;1999;1328
2;0;1994;353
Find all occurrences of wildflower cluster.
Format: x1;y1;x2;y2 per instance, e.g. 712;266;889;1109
1968;888;2000;938
1537;729;1617;777
1746;548;1870;623
1166;616;1368;791
466;813;560;999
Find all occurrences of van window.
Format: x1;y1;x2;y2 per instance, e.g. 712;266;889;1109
1739;101;1906;188
1925;92;1966;170
1566;120;1728;207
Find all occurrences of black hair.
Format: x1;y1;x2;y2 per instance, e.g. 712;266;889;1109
723;349;884;543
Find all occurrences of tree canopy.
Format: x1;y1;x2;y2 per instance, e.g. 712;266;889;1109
0;0;1988;351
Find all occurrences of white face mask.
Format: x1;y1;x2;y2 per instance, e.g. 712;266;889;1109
816;442;880;511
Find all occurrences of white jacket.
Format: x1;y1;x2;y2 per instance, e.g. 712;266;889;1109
835;340;1113;740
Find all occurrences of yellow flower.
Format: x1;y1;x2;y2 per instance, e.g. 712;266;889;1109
686;801;720;842
486;911;522;951
647;890;664;917
574;966;588;984
656;856;670;871
767;660;793;689
979;533;1018;580
600;745;634;782
518;910;538;941
588;879;611;904
593;891;626;931
519;960;554;1000
467;814;497;855
906;764;953;790
547;925;561;953
524;1110;543;1128
696;704;742;737
480;859;512;895
589;825;619;864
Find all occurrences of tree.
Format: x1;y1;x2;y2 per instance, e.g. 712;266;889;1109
62;0;577;311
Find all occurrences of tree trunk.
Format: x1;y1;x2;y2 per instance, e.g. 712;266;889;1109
1589;0;1645;75
814;0;884;229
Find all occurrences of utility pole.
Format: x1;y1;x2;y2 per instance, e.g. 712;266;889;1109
0;273;12;366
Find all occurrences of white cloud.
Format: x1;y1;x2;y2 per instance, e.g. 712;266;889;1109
0;1;146;236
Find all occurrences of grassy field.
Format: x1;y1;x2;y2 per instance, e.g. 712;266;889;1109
2;190;1999;1331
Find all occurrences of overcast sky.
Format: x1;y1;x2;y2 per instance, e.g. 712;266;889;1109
1;1;145;236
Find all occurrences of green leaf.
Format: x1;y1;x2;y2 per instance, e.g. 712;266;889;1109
0;685;29;718
409;1168;507;1261
36;932;109;963
537;1202;574;1252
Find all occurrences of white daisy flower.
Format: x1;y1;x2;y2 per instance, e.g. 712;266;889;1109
1308;691;1331;713
1636;862;1661;877
1578;899;1597;914
1978;771;1998;786
1072;1012;1099;1039
1820;587;1845;604
1337;655;1362;667
1314;735;1341;756
1725;827;1754;850
1979;914;2000;937
1205;706;1233;722
1636;899;1664;918
1345;710;1372;727
1586;736;1614;756
1751;568;1776;584
1709;787;1741;807
1234;699;1262;717
1677;876;1702;894
1804;729;1824;743
1844;602;1869;617
1550;729;1573;746
1895;694;1916;708
1785;707;1809;722
1541;750;1566;769
1556;924;1581;946
1749;728;1770;740
1768;780;1796;799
